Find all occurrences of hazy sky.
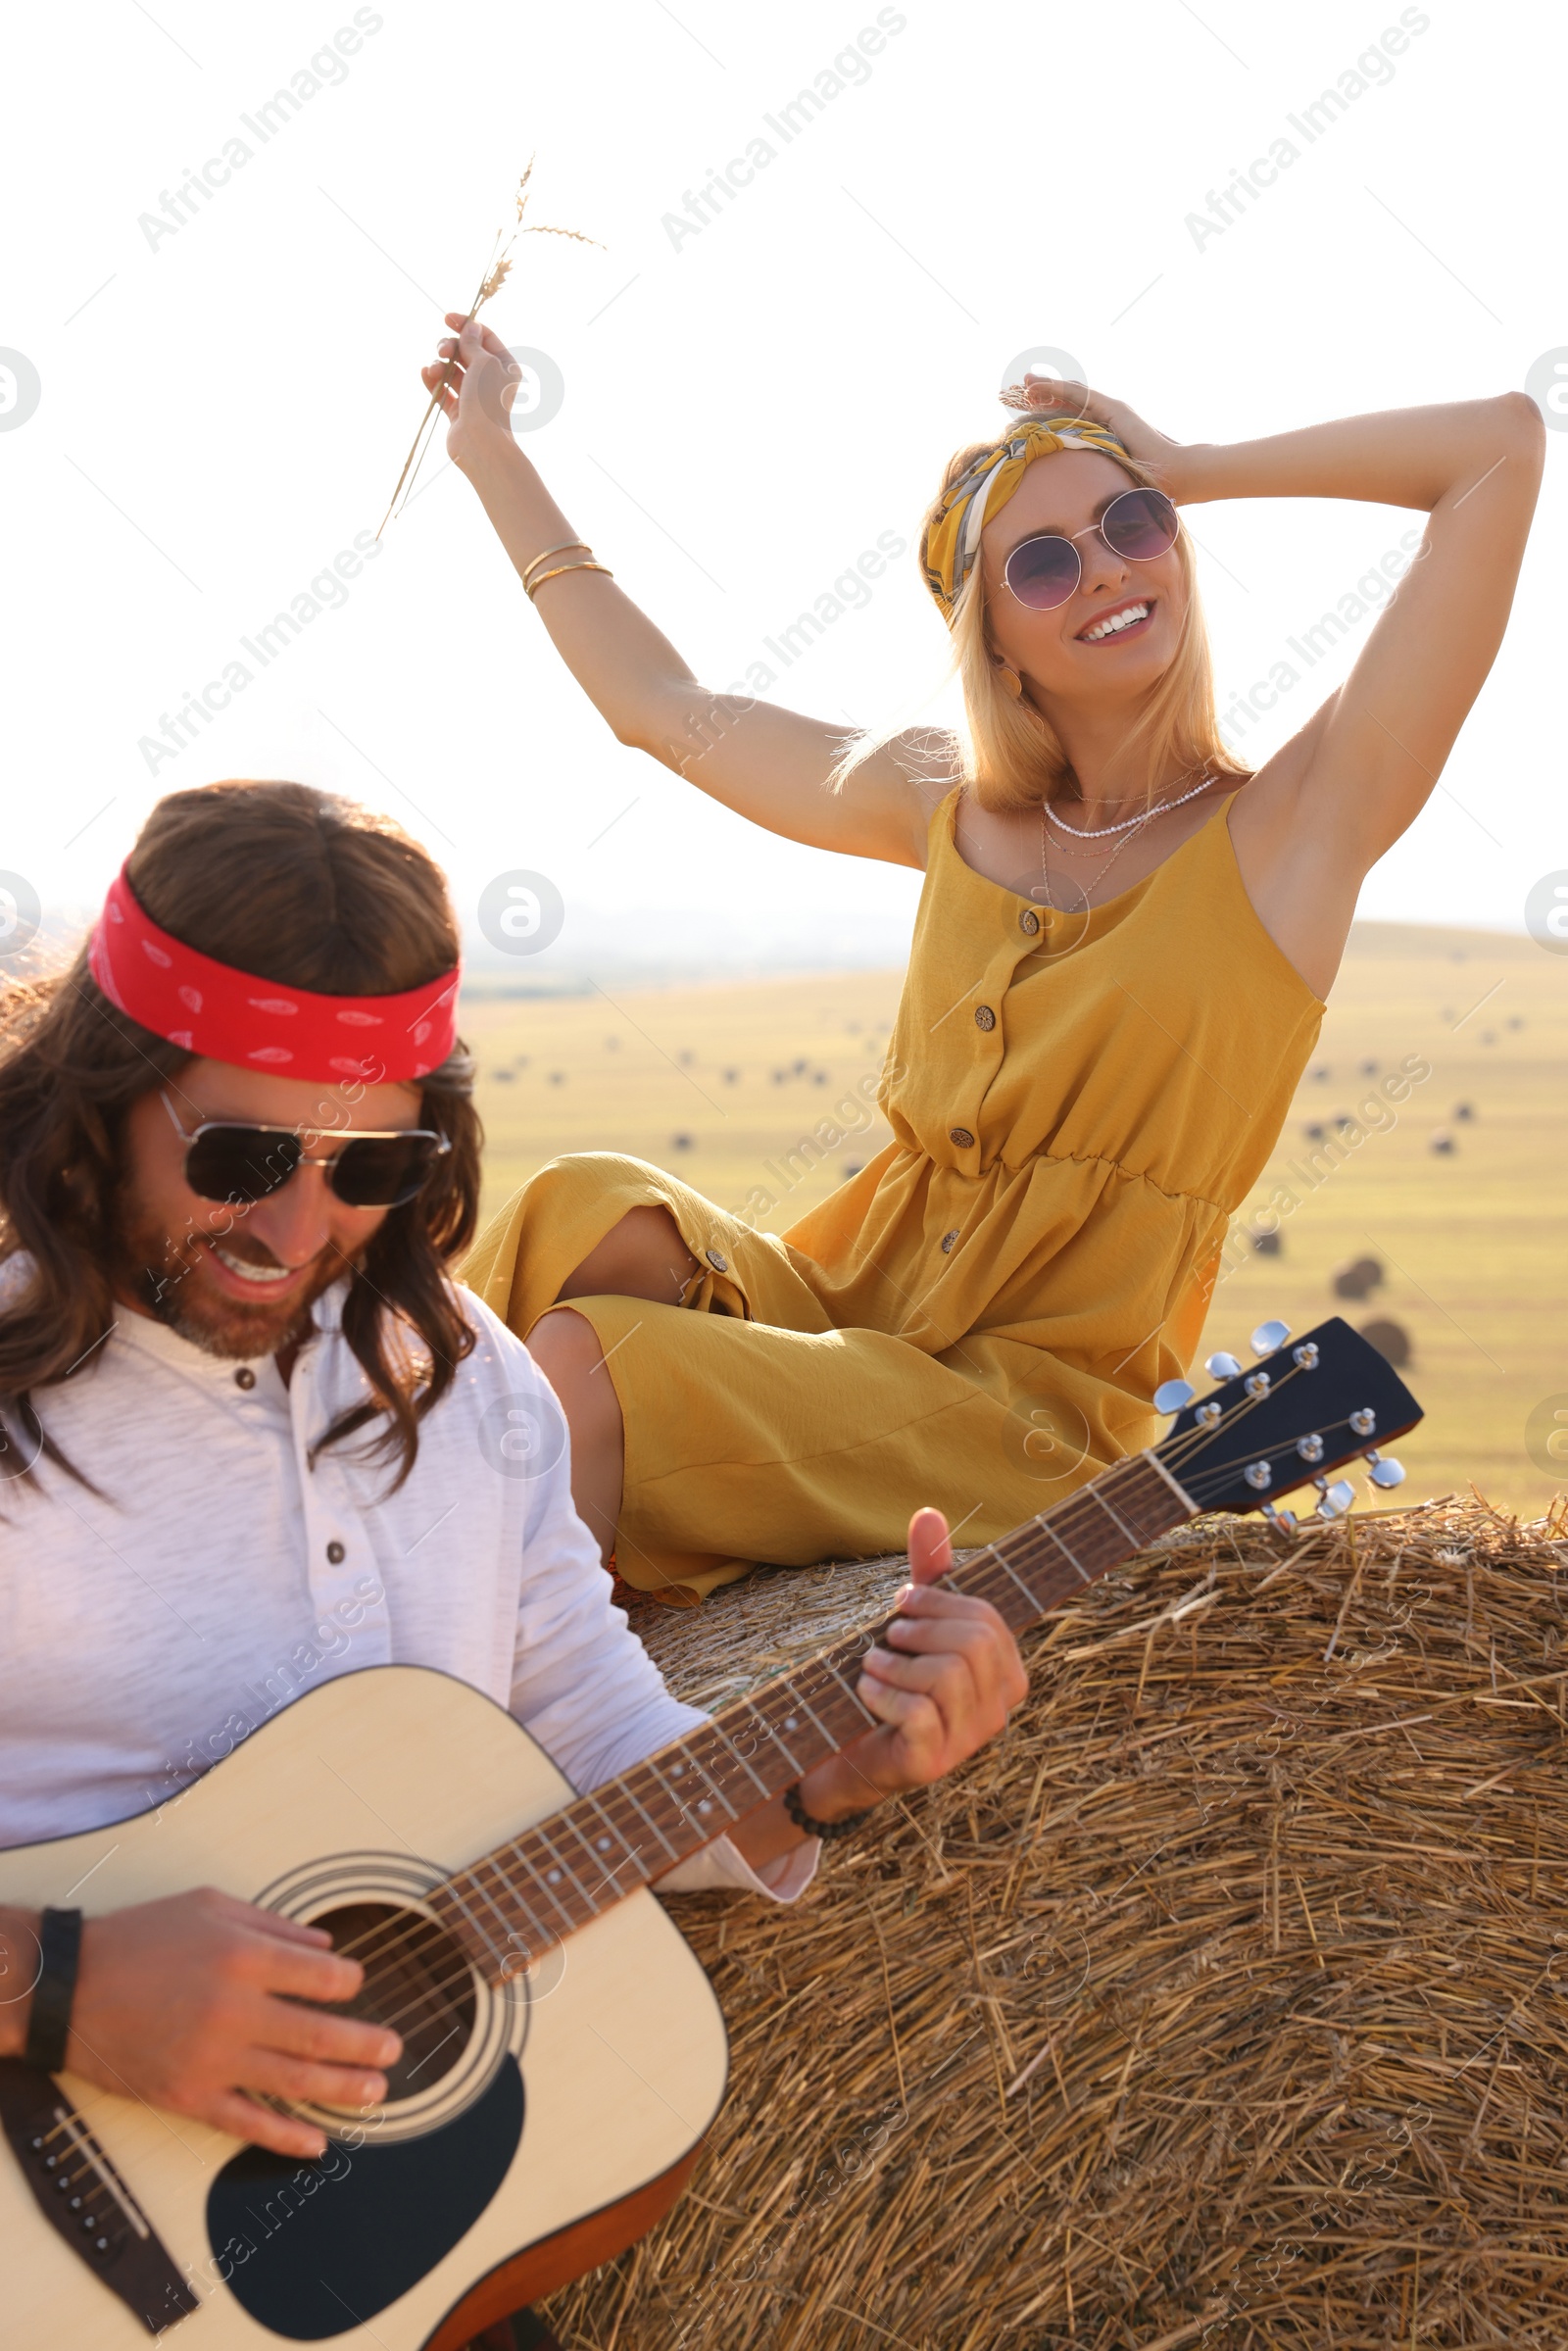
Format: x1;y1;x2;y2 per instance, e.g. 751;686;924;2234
4;0;1563;975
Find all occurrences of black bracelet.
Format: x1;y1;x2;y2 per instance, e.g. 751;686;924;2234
23;1908;83;2074
783;1780;876;1844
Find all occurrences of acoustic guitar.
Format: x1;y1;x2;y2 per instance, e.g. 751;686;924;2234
0;1314;1420;2347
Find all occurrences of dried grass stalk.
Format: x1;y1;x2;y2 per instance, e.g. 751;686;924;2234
547;1496;1568;2350
376;160;600;536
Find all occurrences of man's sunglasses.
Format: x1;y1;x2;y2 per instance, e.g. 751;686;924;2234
1003;487;1180;612
162;1092;451;1210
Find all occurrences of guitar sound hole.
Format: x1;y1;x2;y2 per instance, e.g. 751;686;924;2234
310;1901;477;2102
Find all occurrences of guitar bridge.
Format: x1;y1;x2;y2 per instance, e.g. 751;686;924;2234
0;2058;198;2334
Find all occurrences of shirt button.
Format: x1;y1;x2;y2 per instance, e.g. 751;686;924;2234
1019;908;1040;935
705;1249;728;1272
941;1230;959;1253
949;1127;974;1149
325;1540;346;1565
233;1368;256;1391
974;1004;996;1032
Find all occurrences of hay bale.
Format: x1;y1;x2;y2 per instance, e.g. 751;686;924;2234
1360;1317;1412;1369
1333;1254;1385;1302
546;1499;1568;2350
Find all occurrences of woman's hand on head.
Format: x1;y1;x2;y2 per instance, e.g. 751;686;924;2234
421;314;521;470
1014;373;1192;494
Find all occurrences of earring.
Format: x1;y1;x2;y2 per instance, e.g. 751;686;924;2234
993;660;1024;700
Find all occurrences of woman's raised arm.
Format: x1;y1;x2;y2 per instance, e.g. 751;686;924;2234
1167;394;1545;856
1020;374;1544;993
426;317;939;867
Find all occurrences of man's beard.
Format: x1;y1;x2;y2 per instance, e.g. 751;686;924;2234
108;1190;347;1362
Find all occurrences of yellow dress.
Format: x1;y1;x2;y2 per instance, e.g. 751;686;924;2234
465;789;1324;1600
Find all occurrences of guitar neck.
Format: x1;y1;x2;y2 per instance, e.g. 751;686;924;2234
430;1448;1195;1982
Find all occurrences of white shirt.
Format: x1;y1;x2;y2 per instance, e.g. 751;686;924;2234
0;1258;812;1900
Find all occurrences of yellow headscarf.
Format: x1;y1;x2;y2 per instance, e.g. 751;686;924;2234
920;416;1135;624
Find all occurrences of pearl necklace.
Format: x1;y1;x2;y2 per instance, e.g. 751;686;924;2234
1037;798;1158;914
1042;769;1217;841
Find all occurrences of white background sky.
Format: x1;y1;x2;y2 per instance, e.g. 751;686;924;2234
3;0;1564;977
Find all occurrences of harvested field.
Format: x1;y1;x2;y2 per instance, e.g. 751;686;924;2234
463;918;1568;1519
547;1498;1568;2350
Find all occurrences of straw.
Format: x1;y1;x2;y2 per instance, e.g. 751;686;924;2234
376;160;600;536
545;1494;1568;2349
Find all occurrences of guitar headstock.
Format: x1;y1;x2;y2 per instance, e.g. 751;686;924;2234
1152;1315;1423;1533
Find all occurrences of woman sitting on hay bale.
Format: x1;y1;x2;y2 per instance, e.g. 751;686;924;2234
425;319;1542;1602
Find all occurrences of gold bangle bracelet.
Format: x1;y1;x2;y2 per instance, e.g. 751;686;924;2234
525;560;613;601
521;539;592;587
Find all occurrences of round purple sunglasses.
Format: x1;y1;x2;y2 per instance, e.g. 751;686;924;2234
1003;487;1180;612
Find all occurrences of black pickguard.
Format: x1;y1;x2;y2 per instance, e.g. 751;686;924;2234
207;2056;523;2340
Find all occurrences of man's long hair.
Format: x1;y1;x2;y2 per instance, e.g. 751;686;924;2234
0;780;481;1490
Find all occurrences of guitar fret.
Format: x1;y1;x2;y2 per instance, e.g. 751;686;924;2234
642;1754;709;1848
512;1838;582;1934
580;1791;646;1886
710;1719;774;1803
508;1832;577;1929
490;1853;558;1955
464;1855;537;1954
529;1821;602;1914
434;1878;507;1969
673;1738;744;1826
979;1544;1040;1618
757;1685;836;1774
781;1678;853;1754
558;1806;627;1896
1090;1485;1144;1546
812;1657;879;1731
429;1448;1202;1988
616;1774;682;1861
478;1852;557;1963
1035;1515;1093;1585
742;1690;809;1777
1143;1445;1200;1514
1127;1455;1190;1542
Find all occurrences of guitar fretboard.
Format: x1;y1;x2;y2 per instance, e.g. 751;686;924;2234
429;1447;1193;1979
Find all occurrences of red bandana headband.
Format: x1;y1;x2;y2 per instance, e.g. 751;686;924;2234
88;864;461;1084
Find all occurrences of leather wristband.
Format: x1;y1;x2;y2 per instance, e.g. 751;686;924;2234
783;1780;876;1844
23;1908;82;2074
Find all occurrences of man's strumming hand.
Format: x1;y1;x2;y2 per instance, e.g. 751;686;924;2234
61;1888;400;2159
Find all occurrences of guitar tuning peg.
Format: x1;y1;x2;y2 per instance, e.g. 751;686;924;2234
1153;1379;1196;1414
1262;1502;1298;1536
1250;1318;1291;1357
1204;1350;1243;1380
1313;1475;1355;1521
1365;1449;1406;1489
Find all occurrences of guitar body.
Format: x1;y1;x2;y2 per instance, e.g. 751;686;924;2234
0;1668;729;2348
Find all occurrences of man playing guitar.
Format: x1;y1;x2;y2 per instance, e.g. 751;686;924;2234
0;778;1024;2350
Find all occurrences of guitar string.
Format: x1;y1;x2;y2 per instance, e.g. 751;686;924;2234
333;1665;869;2006
335;1636;899;2013
328;1455;1277;2025
327;1409;1367;2045
321;1389;1337;2008
318;1366;1361;1994
328;1476;1298;2018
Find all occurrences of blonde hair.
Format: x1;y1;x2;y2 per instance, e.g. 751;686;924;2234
834;433;1250;813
